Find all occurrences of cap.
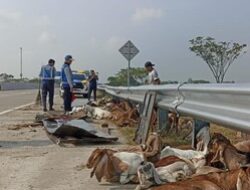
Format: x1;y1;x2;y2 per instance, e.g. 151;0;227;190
65;55;74;61
145;61;155;67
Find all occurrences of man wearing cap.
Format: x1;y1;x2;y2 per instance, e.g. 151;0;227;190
39;59;56;112
61;55;74;113
145;61;160;85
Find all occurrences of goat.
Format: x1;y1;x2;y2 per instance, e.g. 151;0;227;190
113;151;144;184
154;156;184;168
208;134;250;170
161;146;206;160
237;166;250;190
196;126;210;154
86;148;143;184
235;140;250;153
86;148;123;182
193;166;224;177
152;168;246;190
142;132;162;163
136;161;195;190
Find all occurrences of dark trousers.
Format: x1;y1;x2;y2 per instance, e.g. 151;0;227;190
42;81;54;109
63;87;72;112
88;86;97;101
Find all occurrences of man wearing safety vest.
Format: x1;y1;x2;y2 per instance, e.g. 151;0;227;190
61;55;74;113
39;59;56;112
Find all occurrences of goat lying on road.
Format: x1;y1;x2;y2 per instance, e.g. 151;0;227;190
154;156;184;168
136;161;195;190
86;148;144;184
235;140;250;153
237;167;250;190
152;167;250;190
142;132;162;163
193;166;224;177
208;134;250;170
161;146;206;160
196;126;210;154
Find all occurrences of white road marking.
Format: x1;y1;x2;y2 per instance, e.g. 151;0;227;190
0;102;35;116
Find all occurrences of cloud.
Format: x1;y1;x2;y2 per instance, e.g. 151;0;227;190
38;31;56;44
132;8;164;22
0;9;22;24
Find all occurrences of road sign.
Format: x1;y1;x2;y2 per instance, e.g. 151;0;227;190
119;40;139;61
119;40;140;87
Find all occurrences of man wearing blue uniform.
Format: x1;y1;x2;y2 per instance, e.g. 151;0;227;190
39;59;56;112
61;55;74;113
88;70;98;102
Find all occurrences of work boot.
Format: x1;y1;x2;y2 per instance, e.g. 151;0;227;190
43;108;48;112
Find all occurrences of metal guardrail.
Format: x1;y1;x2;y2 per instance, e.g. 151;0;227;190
100;83;250;133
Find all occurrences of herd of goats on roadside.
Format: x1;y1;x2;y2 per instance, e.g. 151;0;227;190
70;98;250;190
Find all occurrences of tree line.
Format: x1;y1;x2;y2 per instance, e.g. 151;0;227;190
107;36;247;86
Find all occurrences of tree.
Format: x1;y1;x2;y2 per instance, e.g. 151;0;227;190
189;37;247;83
0;73;14;81
107;67;147;86
187;78;210;84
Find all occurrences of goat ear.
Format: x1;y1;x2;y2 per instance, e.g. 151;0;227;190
94;154;108;182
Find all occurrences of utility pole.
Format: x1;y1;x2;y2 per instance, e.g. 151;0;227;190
20;47;23;80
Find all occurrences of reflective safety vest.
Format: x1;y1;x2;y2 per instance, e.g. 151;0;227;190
61;63;72;88
40;64;56;82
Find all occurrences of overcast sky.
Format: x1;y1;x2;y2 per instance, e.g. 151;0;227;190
0;0;249;83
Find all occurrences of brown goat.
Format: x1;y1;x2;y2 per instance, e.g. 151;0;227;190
237;167;250;190
209;134;250;170
86;148;128;182
154;156;184;168
235;140;250;153
153;168;245;190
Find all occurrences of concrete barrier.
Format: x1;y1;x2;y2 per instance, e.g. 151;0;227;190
0;82;38;91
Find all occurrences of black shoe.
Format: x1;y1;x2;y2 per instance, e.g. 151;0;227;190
43;108;48;112
49;108;55;111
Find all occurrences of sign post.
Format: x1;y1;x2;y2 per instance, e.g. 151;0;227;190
119;40;139;87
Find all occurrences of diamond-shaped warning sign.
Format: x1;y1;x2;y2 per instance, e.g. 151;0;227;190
119;40;139;61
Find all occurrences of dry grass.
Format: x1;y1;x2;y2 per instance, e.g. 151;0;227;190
210;123;242;144
119;127;137;145
161;132;191;148
119;119;245;148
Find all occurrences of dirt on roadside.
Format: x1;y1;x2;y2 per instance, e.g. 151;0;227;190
0;101;135;190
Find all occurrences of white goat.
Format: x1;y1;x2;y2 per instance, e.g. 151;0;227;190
196;126;210;154
161;146;206;160
136;161;196;190
81;105;111;119
114;152;144;184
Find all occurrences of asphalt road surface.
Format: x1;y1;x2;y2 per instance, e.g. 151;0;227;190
0;89;38;114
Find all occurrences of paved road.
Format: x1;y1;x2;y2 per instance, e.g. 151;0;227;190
0;89;38;114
